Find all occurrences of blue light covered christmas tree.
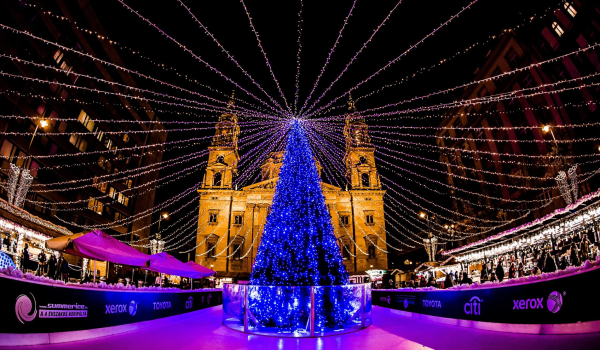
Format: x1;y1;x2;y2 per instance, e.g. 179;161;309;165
250;120;348;286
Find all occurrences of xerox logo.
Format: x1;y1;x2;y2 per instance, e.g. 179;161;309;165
15;293;37;324
379;296;391;305
547;291;564;313
512;297;544;310
185;297;193;309
105;301;137;316
464;296;482;315
422;300;442;308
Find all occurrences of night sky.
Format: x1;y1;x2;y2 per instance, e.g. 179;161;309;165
81;0;558;261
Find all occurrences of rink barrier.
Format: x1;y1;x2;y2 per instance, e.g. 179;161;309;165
0;275;222;346
372;265;600;334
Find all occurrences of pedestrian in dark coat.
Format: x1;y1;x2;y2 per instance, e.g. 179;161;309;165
508;263;516;279
47;254;57;279
544;253;557;273
496;260;505;282
21;243;30;272
481;263;489;281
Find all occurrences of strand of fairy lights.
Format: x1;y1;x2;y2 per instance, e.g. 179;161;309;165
293;0;303;114
117;0;286;114
176;0;288;114
304;0;480;118
29;122;278;188
302;0;404;115
0;23;276;114
298;0;357;115
315;122;600;181
238;0;292;113
353;0;565;103
335;44;600;118
306;127;405;252
311;124;549;232
20;1;272;114
0;53;273;118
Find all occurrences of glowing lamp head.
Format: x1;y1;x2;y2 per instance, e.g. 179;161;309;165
40;120;48;128
444;225;449;229
161;213;169;219
542;125;550;133
420;212;426;218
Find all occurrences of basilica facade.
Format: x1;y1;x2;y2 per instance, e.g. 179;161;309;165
195;96;387;276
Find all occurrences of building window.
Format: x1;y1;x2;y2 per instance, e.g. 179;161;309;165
209;211;218;224
217;155;225;163
117;193;130;207
339;215;349;226
213;172;222;187
365;213;374;225
368;245;376;259
77;110;95;132
232;244;242;260
206;242;216;258
361;173;370;187
552;22;564;37
342;244;351;260
234;215;243;225
564;2;577;17
93;176;108;193
87;197;103;215
123;134;130;143
69;134;88;152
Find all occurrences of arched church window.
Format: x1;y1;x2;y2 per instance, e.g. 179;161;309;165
361;173;370;187
213;172;222;187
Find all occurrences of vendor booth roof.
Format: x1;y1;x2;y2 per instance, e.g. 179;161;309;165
45;230;149;267
184;261;215;278
146;252;202;278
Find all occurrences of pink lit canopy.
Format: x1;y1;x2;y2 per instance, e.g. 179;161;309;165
45;230;150;267
146;252;204;278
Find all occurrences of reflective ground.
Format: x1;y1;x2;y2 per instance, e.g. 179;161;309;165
7;306;600;350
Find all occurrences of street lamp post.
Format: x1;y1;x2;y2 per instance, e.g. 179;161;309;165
28;119;48;151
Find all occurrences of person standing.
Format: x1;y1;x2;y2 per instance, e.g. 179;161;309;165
21;243;30;272
47;253;57;279
496;259;505;282
444;273;454;289
2;234;9;251
570;244;581;267
460;272;473;285
57;253;69;281
36;251;47;276
544;253;557;273
481;263;489;281
508;263;516;279
517;262;525;277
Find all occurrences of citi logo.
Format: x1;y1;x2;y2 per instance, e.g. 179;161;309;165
423;300;442;308
185;297;193;309
153;301;171;310
513;298;543;310
15;294;37;324
379;296;391;305
106;301;137;316
464;296;482;315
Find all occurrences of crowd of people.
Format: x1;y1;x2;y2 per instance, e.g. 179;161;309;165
399;231;598;289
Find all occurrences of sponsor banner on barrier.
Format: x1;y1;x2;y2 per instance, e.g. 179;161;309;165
3;276;222;334
373;267;600;324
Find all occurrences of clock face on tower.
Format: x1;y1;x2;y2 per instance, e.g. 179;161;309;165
359;156;367;164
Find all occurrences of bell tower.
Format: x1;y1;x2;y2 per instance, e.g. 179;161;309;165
203;91;240;189
343;94;380;190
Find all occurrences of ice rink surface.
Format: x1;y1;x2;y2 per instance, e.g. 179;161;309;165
6;305;600;350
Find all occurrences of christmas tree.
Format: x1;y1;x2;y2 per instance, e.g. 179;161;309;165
250;120;348;286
